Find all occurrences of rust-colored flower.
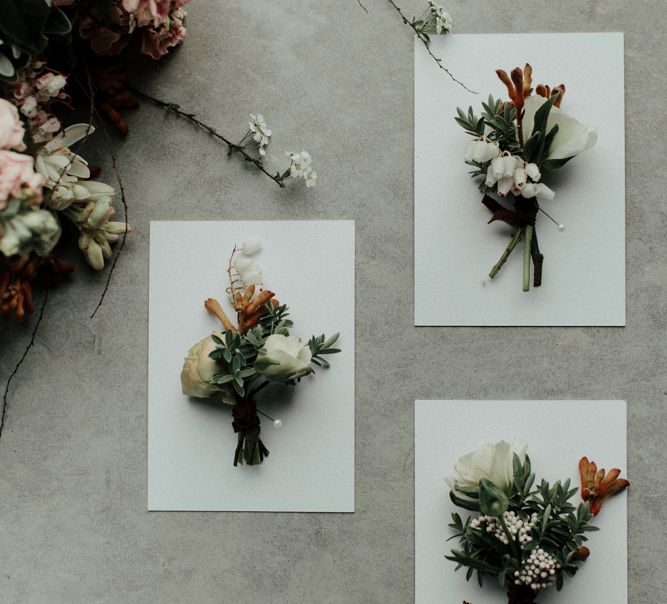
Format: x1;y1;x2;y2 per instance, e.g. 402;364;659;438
0;254;73;320
579;456;629;515
571;546;591;561
496;63;533;113
535;83;566;108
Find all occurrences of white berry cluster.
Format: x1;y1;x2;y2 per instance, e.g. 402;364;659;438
470;511;538;545
514;548;560;591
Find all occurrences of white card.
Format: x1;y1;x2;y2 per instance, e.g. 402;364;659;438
414;33;625;325
148;221;355;511
415;400;627;604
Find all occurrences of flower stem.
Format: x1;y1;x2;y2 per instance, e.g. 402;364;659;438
489;226;522;279
130;88;286;188
523;225;533;292
385;0;477;94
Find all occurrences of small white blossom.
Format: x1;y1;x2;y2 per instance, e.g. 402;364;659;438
240;240;261;256
232;255;263;287
303;169;317;188
285;151;317;188
248;114;272;156
484;154;556;201
465;138;500;164
427;0;453;34
64;196;130;270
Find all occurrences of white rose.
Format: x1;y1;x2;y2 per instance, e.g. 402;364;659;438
446;440;528;494
256;334;312;381
522;95;597;161
180;333;222;398
465;139;500;164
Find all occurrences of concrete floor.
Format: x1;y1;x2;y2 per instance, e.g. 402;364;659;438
1;0;665;602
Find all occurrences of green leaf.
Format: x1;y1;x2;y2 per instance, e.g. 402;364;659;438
449;490;481;512
542;123;560;159
232;379;244;397
522;131;542;163
0;53;15;78
212;373;235;385
531;93;559;139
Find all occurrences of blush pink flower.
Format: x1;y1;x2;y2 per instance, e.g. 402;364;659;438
0;99;27;152
140;8;187;59
123;0;170;26
0;151;44;209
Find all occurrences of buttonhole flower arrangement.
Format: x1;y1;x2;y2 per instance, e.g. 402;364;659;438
180;241;341;466
446;441;629;604
455;64;597;291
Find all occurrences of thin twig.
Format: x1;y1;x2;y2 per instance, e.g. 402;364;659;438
70;60;130;319
357;0;368;13
386;0;477;94
89;131;129;319
130;88;286;188
0;290;49;441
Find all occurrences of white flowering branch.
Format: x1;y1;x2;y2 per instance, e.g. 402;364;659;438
386;0;477;94
131;88;288;188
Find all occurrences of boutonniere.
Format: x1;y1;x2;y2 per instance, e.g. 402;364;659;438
446;441;628;604
456;64;597;291
180;241;341;466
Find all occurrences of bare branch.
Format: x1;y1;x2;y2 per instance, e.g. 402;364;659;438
386;0;477;94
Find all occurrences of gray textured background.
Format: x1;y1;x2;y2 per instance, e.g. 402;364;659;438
0;0;664;602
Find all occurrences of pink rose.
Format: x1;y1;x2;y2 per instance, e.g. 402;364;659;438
140;9;187;60
0;151;44;209
0;99;27;151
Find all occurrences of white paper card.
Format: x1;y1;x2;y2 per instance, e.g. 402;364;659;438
415;33;625;325
415;400;627;604
148;221;355;511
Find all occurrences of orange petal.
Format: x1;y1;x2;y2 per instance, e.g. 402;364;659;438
496;69;516;99
523;64;533;96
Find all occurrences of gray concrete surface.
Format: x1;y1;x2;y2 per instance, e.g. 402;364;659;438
1;0;665;602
